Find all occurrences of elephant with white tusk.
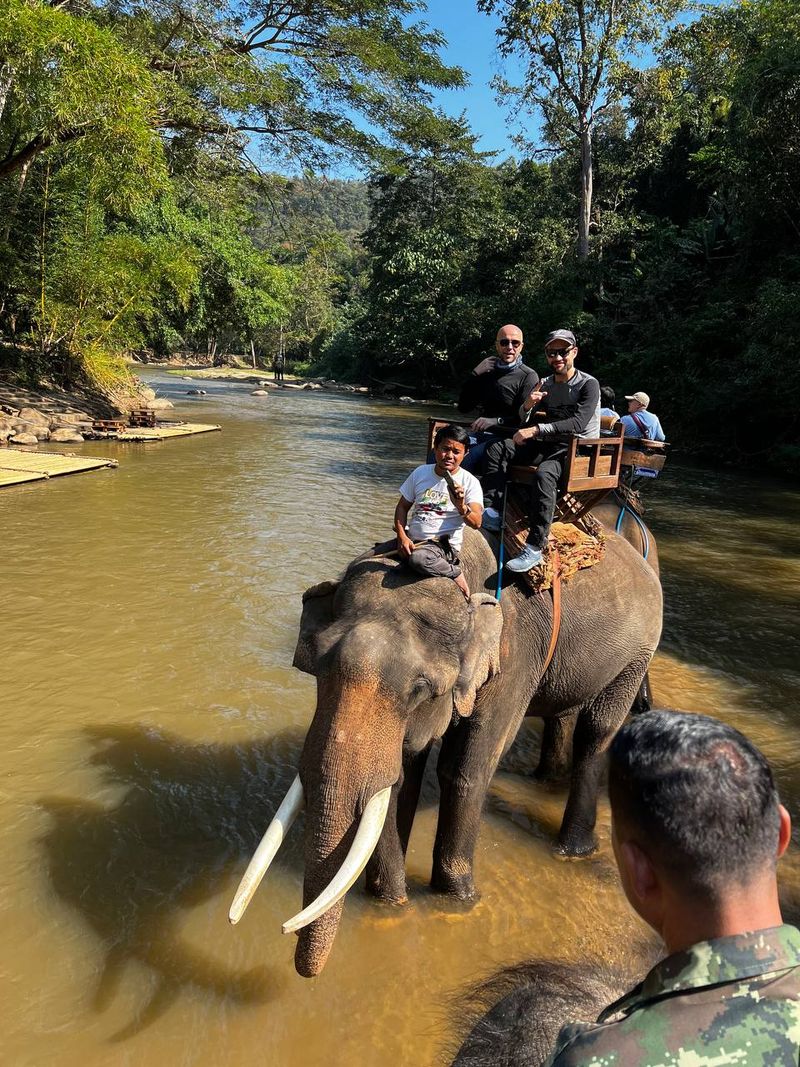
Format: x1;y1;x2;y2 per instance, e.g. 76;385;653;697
230;524;662;977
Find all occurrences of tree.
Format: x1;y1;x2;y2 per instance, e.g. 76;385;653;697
0;0;470;391
1;0;467;182
0;0;166;197
480;0;685;258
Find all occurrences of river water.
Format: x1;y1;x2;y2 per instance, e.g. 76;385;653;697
2;372;799;1067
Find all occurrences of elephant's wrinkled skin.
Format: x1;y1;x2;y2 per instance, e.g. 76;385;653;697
533;497;660;782
290;526;662;976
450;938;662;1067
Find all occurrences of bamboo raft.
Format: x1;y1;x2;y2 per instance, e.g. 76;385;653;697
88;421;222;441
0;449;118;488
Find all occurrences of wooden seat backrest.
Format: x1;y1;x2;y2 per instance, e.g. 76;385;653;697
509;422;624;493
425;418;473;454
564;421;625;492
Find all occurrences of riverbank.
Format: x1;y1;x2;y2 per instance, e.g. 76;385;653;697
0;374;176;447
159;364;443;405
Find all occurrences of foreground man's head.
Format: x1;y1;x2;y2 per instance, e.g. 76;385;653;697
609;711;791;952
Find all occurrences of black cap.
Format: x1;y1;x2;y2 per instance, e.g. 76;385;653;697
544;329;577;347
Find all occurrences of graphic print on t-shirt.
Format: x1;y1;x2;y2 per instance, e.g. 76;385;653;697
415;486;450;520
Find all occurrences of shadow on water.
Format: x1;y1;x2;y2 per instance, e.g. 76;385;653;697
39;723;308;1042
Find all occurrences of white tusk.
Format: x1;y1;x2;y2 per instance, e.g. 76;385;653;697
229;774;304;926
282;786;392;935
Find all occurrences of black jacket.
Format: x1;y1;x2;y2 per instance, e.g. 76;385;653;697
458;362;539;433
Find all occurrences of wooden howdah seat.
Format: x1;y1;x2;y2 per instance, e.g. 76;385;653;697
425;417;626;528
620;436;668;478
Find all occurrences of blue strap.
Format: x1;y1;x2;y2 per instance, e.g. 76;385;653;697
616;501;650;560
495;490;508;601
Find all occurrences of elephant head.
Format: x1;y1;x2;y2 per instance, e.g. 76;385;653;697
229;554;503;977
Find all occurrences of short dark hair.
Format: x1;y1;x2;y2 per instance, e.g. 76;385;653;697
609;712;780;895
434;424;470;450
600;386;616;408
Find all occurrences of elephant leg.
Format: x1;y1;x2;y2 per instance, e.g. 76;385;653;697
365;744;431;904
534;714;576;782
557;660;650;856
365;782;408;904
431;715;511;901
397;743;432;856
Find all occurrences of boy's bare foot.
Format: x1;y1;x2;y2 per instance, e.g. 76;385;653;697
454;573;471;600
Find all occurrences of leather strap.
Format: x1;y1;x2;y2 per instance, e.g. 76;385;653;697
542;548;562;674
630;410;651;439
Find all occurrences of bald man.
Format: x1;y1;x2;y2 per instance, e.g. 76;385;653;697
456;324;540;474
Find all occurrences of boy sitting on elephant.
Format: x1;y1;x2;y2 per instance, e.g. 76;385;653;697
395;424;484;600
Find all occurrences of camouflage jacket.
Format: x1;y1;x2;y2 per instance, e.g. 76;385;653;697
545;924;800;1066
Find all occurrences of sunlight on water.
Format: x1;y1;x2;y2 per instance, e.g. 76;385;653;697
1;373;798;1066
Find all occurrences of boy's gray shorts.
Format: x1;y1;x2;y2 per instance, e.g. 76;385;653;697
407;540;461;580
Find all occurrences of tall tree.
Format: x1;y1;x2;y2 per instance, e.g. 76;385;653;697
480;0;684;258
1;0;467;181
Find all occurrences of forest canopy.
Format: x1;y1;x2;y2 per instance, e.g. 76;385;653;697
0;0;798;466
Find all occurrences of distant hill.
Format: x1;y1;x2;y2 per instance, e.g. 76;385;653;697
252;177;371;245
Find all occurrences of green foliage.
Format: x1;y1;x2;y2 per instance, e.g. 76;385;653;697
0;0;465;390
34;193;197;386
480;0;687;258
0;0;167;206
321;0;799;464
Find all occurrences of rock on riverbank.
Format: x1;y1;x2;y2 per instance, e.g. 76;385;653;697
0;378;174;447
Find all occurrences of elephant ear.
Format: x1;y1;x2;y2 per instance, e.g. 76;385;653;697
292;580;339;676
453;594;503;718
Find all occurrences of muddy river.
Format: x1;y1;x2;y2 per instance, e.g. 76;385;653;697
2;372;799;1066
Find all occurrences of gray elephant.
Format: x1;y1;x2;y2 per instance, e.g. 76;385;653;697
450;936;662;1067
230;525;662;977
534;497;660;782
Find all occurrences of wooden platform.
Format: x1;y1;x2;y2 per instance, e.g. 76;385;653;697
92;422;221;441
0;449;118;488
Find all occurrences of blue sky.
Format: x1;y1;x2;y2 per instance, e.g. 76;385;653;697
421;2;525;160
417;0;726;160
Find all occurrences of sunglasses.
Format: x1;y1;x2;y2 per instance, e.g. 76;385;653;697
545;347;573;357
498;339;522;347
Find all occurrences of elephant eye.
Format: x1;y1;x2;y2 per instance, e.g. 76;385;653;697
411;676;433;699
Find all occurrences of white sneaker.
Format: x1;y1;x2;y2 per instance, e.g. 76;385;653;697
505;544;544;572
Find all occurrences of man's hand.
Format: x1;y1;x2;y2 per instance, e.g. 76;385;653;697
523;383;547;412
448;482;468;515
513;426;539;446
397;532;415;559
471;416;498;432
472;357;495;376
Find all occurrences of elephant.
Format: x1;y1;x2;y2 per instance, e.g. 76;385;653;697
533;494;660;783
229;524;662;977
450;937;662;1067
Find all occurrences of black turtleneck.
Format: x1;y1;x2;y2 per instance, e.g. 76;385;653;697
457;362;540;432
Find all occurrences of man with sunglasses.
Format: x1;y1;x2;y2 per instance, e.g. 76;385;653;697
456;324;540;473
482;329;600;572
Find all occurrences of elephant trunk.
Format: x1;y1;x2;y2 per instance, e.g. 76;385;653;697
294;796;357;977
294;680;403;978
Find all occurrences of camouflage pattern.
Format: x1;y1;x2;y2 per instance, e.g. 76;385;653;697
545;924;800;1066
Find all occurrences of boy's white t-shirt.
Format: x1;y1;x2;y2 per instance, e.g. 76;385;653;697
398;464;483;551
